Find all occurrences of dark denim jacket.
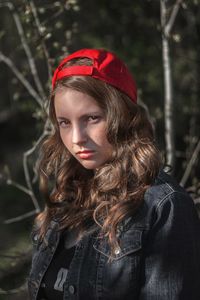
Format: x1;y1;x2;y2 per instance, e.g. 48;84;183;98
28;171;200;299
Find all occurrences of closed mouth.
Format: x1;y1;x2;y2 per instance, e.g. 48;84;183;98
76;150;96;159
76;150;95;154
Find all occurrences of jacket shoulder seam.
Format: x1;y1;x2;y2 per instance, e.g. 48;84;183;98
155;190;188;212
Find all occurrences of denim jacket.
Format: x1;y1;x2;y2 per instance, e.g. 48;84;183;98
28;170;200;299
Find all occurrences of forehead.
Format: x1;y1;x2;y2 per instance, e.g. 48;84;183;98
54;88;103;116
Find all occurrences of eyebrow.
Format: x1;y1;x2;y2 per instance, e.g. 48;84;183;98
56;112;103;120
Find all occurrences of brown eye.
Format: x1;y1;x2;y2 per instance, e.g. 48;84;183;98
87;116;101;122
58;120;70;128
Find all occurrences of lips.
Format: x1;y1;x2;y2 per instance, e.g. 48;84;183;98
76;150;95;159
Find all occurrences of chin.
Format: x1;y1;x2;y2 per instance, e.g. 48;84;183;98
79;160;103;170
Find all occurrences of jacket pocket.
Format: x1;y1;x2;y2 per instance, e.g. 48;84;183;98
93;228;143;260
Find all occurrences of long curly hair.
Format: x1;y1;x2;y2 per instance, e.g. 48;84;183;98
36;58;161;253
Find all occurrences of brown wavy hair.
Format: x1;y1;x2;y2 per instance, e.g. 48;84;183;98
36;58;161;253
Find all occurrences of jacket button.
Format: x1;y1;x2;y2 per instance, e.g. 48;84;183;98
33;234;38;241
114;247;121;255
41;282;46;288
69;285;76;294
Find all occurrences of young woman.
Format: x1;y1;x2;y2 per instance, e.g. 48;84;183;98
28;48;200;300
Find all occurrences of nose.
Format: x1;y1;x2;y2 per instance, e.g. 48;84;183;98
72;124;87;145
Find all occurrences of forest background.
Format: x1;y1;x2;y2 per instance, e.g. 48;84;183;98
0;0;200;299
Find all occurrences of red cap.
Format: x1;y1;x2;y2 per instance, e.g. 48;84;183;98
52;48;137;103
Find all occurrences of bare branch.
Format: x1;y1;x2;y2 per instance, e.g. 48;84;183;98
2;126;51;225
32;120;52;183
0;51;43;106
42;7;64;26
0;284;27;295
160;0;166;29
180;139;200;187
0;249;32;281
6;178;33;196
0;254;25;259
0;2;46;100
22;123;50;213
165;0;184;36
4;210;39;224
1;121;51;224
29;0;52;81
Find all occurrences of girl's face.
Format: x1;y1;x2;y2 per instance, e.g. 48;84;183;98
54;88;113;169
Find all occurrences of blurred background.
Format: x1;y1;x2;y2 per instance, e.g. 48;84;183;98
0;0;199;299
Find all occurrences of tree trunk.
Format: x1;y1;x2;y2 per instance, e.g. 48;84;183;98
160;0;175;171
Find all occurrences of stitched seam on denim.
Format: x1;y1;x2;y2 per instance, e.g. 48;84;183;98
155;191;177;211
156;191;190;213
157;173;175;193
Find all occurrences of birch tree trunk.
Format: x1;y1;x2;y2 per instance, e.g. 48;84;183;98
160;0;175;170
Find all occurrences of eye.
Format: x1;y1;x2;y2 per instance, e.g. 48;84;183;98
57;120;70;128
87;115;101;123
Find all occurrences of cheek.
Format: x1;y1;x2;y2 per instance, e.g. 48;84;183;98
96;127;110;146
95;128;113;153
60;132;71;150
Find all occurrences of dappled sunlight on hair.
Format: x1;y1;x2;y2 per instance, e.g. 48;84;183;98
36;57;161;255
